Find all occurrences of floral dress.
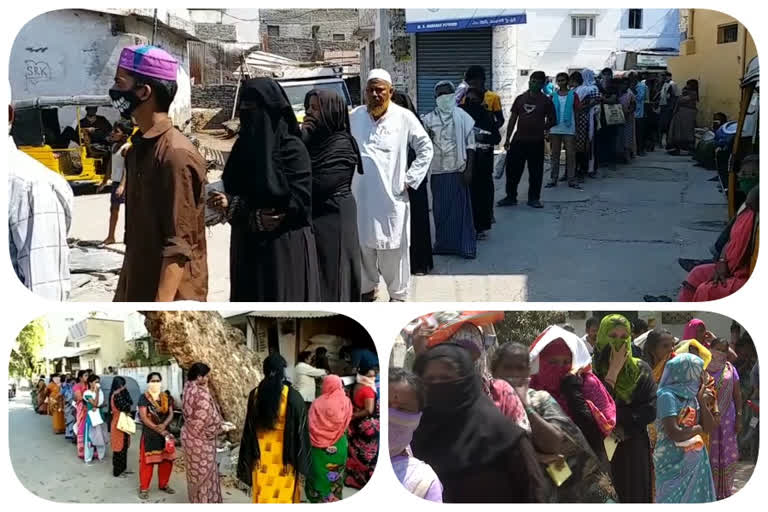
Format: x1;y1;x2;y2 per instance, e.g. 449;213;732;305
344;384;379;489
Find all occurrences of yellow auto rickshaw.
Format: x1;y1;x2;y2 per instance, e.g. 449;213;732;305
10;95;123;187
727;56;759;273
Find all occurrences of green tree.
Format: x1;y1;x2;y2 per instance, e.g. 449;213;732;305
494;311;568;347
9;319;47;379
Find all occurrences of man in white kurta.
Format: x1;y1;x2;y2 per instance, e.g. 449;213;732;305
350;70;433;301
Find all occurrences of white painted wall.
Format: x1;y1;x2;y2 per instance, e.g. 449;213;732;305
189;9;261;44
225;9;261;44
10;9;192;128
493;9;623;102
618;8;681;51
492;9;681;103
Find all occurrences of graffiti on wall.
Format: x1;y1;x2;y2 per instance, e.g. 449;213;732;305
23;59;53;89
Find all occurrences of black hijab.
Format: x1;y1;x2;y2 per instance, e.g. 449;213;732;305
223;78;312;221
411;343;525;473
302;89;363;201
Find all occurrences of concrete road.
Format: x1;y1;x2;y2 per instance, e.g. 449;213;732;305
8;395;248;503
69;151;725;302
8;395;358;503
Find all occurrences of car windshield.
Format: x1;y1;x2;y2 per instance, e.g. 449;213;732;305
282;82;349;111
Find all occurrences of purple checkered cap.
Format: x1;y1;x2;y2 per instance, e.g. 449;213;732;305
117;45;178;82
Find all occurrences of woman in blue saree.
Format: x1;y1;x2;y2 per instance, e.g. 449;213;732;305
653;353;717;503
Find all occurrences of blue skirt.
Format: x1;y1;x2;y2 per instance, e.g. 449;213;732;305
431;172;477;259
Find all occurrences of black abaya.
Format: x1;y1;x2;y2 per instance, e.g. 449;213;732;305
462;100;500;235
302;89;363;301
605;363;657;503
470;149;495;233
408;180;434;275
393;92;434;275
412;345;548;503
222;78;321;301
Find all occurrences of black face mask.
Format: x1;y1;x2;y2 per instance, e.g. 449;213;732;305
425;374;479;412
109;87;142;119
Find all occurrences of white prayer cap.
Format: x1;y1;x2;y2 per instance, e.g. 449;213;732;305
368;69;392;85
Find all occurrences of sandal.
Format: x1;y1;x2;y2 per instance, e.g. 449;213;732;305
160;487;176;495
139;491;149;500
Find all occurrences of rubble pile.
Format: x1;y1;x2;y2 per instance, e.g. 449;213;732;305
68;239;123;300
143;311;264;444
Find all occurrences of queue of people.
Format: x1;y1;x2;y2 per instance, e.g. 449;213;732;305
9;43;755;304
30;347;380;504
392;312;758;503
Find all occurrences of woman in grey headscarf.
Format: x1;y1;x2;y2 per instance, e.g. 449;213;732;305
571;69;601;179
421;81;478;259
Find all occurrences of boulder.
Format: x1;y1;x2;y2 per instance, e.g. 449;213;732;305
143;311;263;444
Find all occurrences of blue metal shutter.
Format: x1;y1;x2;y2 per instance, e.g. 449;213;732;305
416;28;492;115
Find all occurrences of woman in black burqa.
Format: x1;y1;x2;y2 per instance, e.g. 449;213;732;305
301;89;363;301
211;78;320;301
392;92;434;276
411;343;548;503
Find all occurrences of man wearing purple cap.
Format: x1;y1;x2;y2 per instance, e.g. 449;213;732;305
109;45;208;302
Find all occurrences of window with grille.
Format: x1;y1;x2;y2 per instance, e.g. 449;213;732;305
333;33;345;42
629;9;643;29
717;24;738;44
267;25;280;37
572;16;596;38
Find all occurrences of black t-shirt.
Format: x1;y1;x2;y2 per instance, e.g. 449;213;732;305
510;92;556;142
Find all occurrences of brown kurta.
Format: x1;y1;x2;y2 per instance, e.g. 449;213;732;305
114;118;208;302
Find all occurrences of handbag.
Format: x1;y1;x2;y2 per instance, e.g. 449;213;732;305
117;411;136;434
87;409;104;427
603;103;626;126
165;435;176;456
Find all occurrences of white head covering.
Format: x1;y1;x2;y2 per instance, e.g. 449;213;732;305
529;325;593;375
368;69;392;85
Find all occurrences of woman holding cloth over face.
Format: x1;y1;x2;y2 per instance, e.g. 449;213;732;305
83;374;108;465
593;314;657;503
527;326;617;466
306;375;353;502
301;89;363;301
654;353;717;502
491;341;618;503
